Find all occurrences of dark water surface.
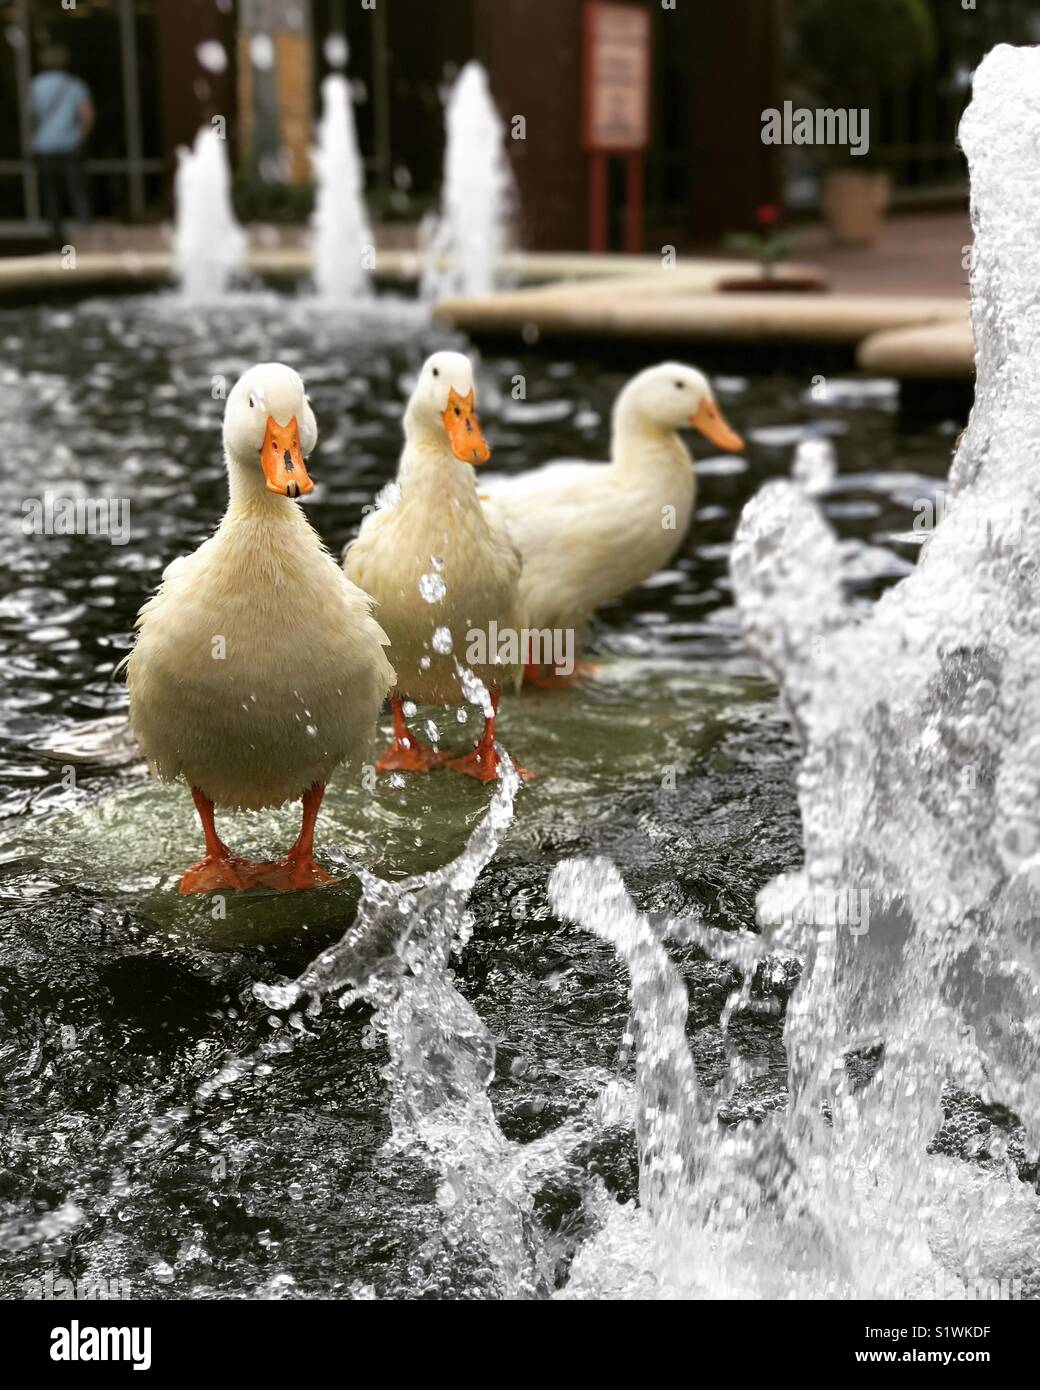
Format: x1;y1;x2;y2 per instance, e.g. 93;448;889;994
0;294;960;1298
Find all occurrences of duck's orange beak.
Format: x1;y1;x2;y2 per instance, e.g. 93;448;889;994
690;397;744;452
442;387;490;465
261;415;312;498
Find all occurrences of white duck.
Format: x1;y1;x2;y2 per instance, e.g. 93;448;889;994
343;351;529;781
127;363;394;894
480;362;744;684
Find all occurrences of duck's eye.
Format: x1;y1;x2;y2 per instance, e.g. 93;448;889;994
674;381;684;390
432;367;439;377
248;393;258;409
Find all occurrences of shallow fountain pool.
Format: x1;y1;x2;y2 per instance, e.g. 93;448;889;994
0;292;997;1299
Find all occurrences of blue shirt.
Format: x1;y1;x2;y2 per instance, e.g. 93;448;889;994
30;71;90;155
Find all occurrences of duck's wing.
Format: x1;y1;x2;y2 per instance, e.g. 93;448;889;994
340;477;402;564
480;460;612;550
480;459;608;506
161;553;189;583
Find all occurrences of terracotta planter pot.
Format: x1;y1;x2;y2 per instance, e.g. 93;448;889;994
821;170;891;248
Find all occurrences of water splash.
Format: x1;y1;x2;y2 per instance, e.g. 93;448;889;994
256;755;576;1297
421;63;515;302
548;859;806;1299
725;42;1040;1297
310;73;373;301
172;127;247;300
537;45;1040;1301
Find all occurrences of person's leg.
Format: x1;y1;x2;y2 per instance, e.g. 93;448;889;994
64;153;90;227
36;156;63;246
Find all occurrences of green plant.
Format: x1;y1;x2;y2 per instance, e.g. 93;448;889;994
723;203;798;279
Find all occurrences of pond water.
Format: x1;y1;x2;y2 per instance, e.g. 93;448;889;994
0;293;977;1299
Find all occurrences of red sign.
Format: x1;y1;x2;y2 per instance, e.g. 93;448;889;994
582;2;651;153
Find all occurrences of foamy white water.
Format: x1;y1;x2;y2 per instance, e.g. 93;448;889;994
172;127;247;300
421;62;515;302
310;73;373;301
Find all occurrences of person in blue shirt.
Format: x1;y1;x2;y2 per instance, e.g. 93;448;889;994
29;45;95;247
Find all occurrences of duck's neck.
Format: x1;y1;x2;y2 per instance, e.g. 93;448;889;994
399;423;479;508
610;406;693;484
224;453;308;532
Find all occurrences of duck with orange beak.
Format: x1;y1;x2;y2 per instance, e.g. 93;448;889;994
127;363;394;892
479;362;745;685
344;351;529;781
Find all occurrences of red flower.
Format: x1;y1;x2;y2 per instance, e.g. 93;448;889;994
755;202;780;227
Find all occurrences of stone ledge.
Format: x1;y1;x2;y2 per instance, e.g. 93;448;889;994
856;320;975;378
435;281;969;348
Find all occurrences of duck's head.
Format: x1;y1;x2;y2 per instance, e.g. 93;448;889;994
405;350;491;465
621;363;744;452
223;363;319;498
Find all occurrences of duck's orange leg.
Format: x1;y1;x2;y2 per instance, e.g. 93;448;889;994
179;788;265;895
444;687;534;782
252;782;337;892
375;695;445;773
523;660;603;689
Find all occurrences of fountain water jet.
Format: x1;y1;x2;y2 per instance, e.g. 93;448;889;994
172;127;247;301
543;44;1040;1300
728;42;1040;1297
421;62;515;302
310;73;373;301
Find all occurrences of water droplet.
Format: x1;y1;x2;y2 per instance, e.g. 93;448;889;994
432;626;453;654
419;573;446;603
792;438;836;495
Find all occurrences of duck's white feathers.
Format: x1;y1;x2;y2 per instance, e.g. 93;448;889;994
128;495;394;811
344;443;523;703
481;429;695;640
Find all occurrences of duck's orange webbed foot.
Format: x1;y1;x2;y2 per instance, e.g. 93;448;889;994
443;744;534;782
252;854;336;892
183;783;338;895
443;686;535;782
180;788;265;894
179;853;264;895
376;696;446;773
251;782;336;892
375;739;445;773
